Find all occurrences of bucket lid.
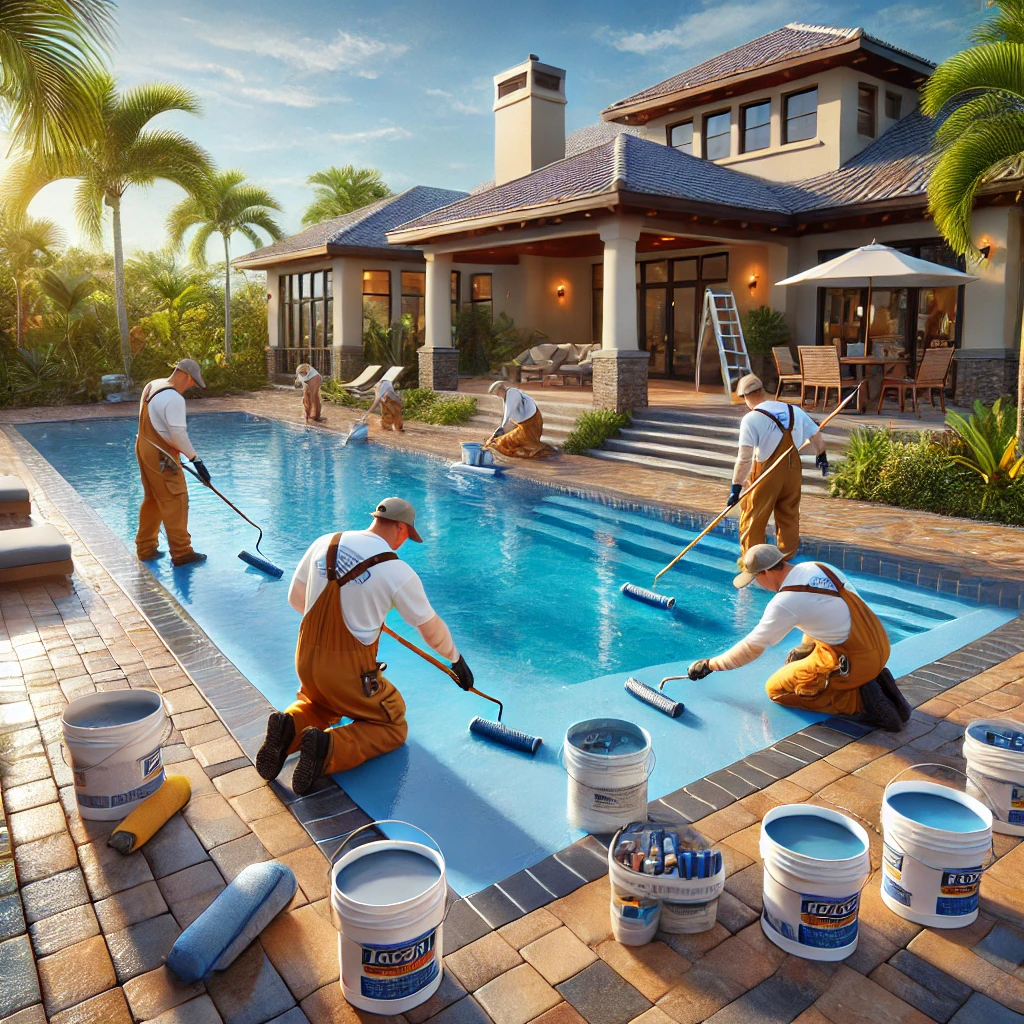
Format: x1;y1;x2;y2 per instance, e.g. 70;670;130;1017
334;845;442;908
566;718;649;757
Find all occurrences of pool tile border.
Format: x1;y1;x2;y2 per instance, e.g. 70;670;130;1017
7;424;1024;928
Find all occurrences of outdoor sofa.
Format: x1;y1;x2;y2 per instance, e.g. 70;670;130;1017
0;475;30;515
505;344;599;386
0;523;73;583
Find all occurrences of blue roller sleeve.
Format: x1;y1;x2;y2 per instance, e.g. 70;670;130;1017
469;716;542;755
620;583;676;610
238;550;284;579
624;677;684;718
166;861;296;983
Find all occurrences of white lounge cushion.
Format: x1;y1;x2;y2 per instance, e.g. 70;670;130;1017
0;525;71;569
0;477;29;505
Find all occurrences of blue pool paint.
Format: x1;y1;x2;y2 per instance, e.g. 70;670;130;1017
886;792;988;833
335;849;441;906
765;814;866;859
567;720;647;756
19;414;1015;895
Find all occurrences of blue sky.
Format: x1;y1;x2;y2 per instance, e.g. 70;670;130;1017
17;0;986;258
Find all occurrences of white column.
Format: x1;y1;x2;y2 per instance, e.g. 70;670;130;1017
600;220;642;350
424;252;454;349
265;269;280;349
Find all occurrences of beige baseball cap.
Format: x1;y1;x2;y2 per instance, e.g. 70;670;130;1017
736;373;763;397
733;543;787;589
371;497;423;543
174;358;206;389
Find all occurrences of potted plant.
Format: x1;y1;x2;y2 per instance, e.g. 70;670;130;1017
741;305;791;386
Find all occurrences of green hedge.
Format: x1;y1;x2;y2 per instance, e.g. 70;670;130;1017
562;409;630;455
321;384;476;426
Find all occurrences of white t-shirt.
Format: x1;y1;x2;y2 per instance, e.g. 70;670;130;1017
374;380;401;404
144;381;196;459
290;530;436;645
747;561;855;649
737;401;820;462
298;367;322;386
500;387;538;429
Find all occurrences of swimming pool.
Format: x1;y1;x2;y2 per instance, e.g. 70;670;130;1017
19;413;1013;894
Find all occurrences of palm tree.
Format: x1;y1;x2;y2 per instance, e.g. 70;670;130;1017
301;165;391;226
5;71;210;381
167;169;282;359
0;0;113;157
127;250;205;346
921;0;1024;438
38;268;97;373
0;214;63;346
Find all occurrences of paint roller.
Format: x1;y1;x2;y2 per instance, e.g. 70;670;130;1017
622;383;864;610
624;675;687;718
380;624;542;755
142;437;284;578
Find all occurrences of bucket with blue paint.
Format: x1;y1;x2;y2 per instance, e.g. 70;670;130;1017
460;442;482;466
881;775;992;928
963;719;1024;837
330;820;447;1014
61;690;167;821
564;719;654;833
759;805;870;961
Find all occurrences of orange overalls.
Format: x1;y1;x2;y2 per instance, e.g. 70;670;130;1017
739;406;803;556
484;410;554;459
765;564;891;717
283;535;408;774
135;383;196;563
380;396;404;432
302;374;322;422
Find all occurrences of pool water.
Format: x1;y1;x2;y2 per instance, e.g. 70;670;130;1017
20;413;1013;894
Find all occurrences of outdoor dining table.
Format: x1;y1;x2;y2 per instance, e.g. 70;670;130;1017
840;356;909;412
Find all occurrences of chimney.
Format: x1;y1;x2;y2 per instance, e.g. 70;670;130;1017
493;55;566;186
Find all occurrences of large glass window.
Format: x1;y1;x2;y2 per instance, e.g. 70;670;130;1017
470;273;492;320
885;91;902;120
591;264;603;342
703;110;731;160
362;270;391;328
783;87;817;143
451;270;461;324
857;84;876;137
741;100;771;153
279;269;332;348
400;271;425;342
668;121;693;155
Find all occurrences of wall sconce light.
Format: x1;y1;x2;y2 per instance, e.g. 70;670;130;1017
747;272;758;293
556;284;566;299
978;237;993;260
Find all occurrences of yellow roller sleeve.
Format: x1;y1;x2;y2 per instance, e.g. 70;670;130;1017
108;775;192;855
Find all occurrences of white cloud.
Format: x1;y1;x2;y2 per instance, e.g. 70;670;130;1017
426;87;452;98
237;85;346;108
150;54;246;83
329;126;413;143
426;87;486;115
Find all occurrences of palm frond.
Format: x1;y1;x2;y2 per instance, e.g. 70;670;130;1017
971;0;1024;44
111;81;202;149
186;222;216;266
122;130;211;194
922;42;1024;115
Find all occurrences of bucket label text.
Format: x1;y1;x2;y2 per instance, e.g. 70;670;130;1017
797;893;861;949
936;867;982;917
76;771;165;809
140;748;163;780
360;927;438;1001
882;844;903;881
1010;787;1024;826
882;874;913;907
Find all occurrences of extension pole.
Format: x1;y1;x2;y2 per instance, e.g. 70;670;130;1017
652;383;863;587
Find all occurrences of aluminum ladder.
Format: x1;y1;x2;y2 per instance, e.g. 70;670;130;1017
694;288;751;401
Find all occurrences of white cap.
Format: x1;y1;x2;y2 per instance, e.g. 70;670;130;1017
736;373;763;397
733;544;787;589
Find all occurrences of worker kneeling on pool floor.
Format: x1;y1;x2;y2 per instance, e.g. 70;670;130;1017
256;497;474;795
686;544;912;732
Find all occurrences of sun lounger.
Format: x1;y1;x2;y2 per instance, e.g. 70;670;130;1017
0;524;73;583
348;364;409;395
0;476;30;515
338;365;383;392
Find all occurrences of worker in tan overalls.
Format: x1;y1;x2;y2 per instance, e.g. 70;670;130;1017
687;544;909;731
728;374;828;556
256;497;474;796
361;378;404;432
135;358;210;567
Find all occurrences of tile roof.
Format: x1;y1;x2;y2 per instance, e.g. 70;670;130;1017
234;185;468;264
565;121;646;156
605;24;934;113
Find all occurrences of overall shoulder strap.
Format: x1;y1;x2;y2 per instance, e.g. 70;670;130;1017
326;535;399;586
780;563;844;597
144;384;177;405
754;407;786;432
786;405;795;431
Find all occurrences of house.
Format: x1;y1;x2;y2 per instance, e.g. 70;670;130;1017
240;25;1023;409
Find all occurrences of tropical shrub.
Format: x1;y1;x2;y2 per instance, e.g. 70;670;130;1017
562;409;630;455
741;305;790;354
400;388;476;425
363;314;417;371
454;308;544;373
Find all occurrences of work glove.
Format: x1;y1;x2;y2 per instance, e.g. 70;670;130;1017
727;484;742;507
451;655;474;691
192;458;211;486
688;659;713;681
815;453;829;477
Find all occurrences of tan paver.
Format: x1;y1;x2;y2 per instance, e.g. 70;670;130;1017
121;965;205;1021
260;902;340;1002
181;794;250;851
499;908;562;950
813;964;935;1024
35;934;116;1016
93;880;169;934
548;877;612;946
48;987;132;1024
212;767;266;800
7;803;66;847
475;963;561;1024
12;831;77;885
595;939;692;1002
529;1004;587;1024
521;926;597;985
27;902;99;957
276;845;331;904
248;811;310;858
445;930;523;991
147;993;222;1024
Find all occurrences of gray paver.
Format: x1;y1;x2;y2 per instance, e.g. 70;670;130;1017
949;992;1024;1024
0;934;41;1018
105;911;182;983
556;959;651;1024
19;868;89;925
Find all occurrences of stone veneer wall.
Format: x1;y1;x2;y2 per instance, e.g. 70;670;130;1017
333;347;366;383
954;349;1020;406
418;346;460;392
591;350;650;414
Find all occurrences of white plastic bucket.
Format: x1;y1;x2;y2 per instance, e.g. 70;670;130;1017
609;889;660;946
61;690;167;821
881;779;992;928
760;805;871;961
661;898;720;934
963;719;1024;837
478;449;495;467
460;442;482;466
330;821;447;1014
564;719;653;833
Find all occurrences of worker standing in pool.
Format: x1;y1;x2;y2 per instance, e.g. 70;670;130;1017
256;497;475;795
728;374;827;555
362;377;404;432
295;363;324;424
484;380;554;459
687;544;911;732
135;358;209;568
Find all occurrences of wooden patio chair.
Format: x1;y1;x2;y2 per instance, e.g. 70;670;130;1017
772;346;802;399
877;346;955;417
798;345;856;412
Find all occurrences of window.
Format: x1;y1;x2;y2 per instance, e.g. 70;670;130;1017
534;71;562;92
362;269;390;328
470;273;492;320
497;73;526;99
700;253;729;281
400;271;425;342
451;270;461;324
591;264;603;342
668;121;693;155
279;269;332;348
783;87;817;143
885;91;902;120
741;100;771;153
703;110;731;160
858;84;876;137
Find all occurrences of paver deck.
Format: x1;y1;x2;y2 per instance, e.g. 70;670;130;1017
1;389;1023;1022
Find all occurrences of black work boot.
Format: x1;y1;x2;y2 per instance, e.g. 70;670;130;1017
859;678;903;733
172;552;207;567
876;667;912;723
256;711;296;781
291;727;332;796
